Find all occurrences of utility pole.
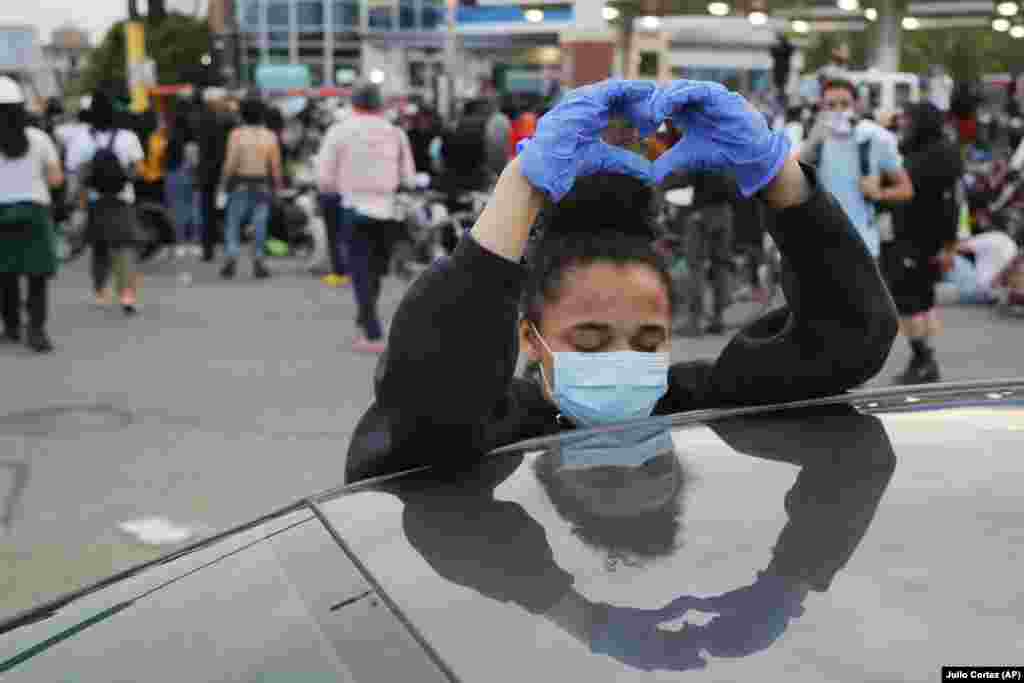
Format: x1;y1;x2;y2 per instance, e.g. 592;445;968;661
872;0;907;72
125;0;150;112
444;0;459;122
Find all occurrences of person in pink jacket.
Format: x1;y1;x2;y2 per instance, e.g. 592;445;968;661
318;81;417;353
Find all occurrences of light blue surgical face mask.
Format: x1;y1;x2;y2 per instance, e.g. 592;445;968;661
558;427;677;470
530;323;670;427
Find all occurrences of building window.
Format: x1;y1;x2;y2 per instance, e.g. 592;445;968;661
297;1;324;27
638;51;659;78
400;0;417;29
267;2;289;27
368;3;394;30
421;0;444;29
243;0;261;27
333;1;360;27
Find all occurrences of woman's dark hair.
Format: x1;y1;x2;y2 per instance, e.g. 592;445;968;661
239;97;265;126
521;173;674;327
533;452;687;568
88;91;116;131
0;102;29;159
902;101;945;151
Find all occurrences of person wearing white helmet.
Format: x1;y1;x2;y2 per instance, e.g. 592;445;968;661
0;76;64;353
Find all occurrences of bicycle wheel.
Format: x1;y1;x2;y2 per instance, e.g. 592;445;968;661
719;236;783;329
55;220;87;264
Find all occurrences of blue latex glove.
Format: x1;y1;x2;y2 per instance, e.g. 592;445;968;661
588;598;708;672
661;573;808;658
650;80;792;197
519;79;658;201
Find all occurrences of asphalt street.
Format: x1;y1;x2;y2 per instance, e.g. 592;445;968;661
1;252;1022;618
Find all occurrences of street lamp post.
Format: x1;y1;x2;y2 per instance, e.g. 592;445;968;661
871;0;907;71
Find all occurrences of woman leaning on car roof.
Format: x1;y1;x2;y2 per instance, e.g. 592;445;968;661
345;79;899;483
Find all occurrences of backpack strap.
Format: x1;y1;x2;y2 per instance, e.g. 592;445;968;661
811;139;824;166
859;138;872;177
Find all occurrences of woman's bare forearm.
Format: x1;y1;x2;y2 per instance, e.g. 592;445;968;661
760;155;811;210
470;157;545;263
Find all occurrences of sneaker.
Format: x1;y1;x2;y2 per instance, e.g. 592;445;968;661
220;260;237;280
914;358;941;384
174;245;188;260
26;328;54;353
120;290;139;317
895;356;940;385
321;273;351;287
93;287;114;307
1;327;20;343
190;245;203;258
352;337;387;354
253;260;272;280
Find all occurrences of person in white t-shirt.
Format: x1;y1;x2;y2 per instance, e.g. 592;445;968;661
938;230;1020;304
0;76;64;353
65;91;146;312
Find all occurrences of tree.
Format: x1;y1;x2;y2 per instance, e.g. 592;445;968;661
80;12;211;95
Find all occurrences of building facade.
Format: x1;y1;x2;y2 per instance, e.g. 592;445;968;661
42;25;92;93
214;0;807;104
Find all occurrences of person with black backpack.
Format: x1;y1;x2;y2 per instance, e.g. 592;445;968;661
65;91;146;314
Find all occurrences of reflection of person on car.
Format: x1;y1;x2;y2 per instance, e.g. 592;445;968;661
383;408;896;673
532;427;687;569
345;79;898;483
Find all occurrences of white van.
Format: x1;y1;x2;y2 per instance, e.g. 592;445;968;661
845;71;922;118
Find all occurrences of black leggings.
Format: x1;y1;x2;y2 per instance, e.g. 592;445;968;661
0;274;48;332
91;242;137;294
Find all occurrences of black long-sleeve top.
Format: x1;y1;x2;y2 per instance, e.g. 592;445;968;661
345;164;899;483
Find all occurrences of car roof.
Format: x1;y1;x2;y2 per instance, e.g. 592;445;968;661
311;379;1024;681
3;379;1023;680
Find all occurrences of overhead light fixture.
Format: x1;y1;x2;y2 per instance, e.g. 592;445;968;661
864;7;877;21
837;0;859;11
1011;24;1024;37
994;17;1012;31
997;2;1019;16
791;19;810;33
748;10;767;25
524;8;544;22
602;5;620;20
640;15;661;29
707;1;730;16
902;16;920;30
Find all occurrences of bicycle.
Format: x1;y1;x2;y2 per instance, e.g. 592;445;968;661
392;187;490;281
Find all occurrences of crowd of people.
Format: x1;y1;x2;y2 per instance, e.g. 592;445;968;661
1;71;1021;386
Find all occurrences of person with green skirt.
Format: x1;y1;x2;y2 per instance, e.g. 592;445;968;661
0;77;64;353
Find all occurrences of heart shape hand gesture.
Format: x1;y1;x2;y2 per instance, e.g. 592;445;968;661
518;79;792;202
